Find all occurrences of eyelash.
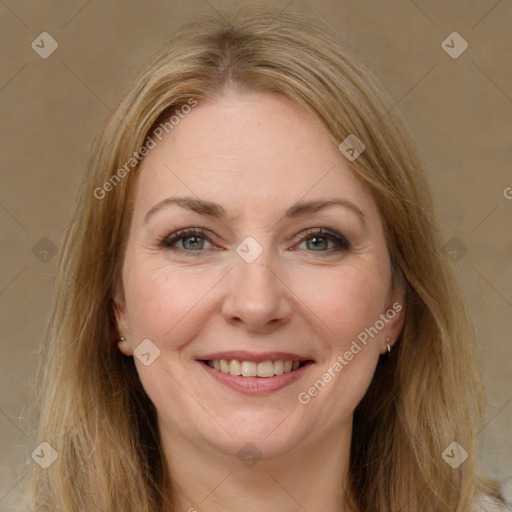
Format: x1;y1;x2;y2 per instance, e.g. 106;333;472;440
158;227;350;255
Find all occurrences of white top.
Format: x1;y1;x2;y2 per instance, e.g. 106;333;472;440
475;494;512;511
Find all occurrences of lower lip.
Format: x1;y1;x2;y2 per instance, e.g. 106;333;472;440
198;361;313;396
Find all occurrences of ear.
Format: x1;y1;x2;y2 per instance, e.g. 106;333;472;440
381;277;406;354
113;291;132;356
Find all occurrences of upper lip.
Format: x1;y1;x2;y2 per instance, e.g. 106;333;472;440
197;351;314;363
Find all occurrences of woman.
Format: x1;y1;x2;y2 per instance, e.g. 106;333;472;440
26;7;509;511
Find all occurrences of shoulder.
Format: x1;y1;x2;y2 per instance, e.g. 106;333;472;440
474;494;512;512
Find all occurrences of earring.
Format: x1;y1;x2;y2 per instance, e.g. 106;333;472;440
386;337;392;354
119;336;126;343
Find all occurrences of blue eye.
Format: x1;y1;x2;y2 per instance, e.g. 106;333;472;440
159;227;350;254
160;228;211;251
296;228;350;252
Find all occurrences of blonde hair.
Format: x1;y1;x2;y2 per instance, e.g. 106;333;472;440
25;6;504;511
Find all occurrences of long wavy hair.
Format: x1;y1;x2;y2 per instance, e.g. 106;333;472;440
25;6;505;511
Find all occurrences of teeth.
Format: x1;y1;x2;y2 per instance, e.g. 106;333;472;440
208;359;304;377
241;361;257;377
257;361;275;378
229;360;241;375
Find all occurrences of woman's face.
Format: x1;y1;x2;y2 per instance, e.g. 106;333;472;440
115;91;405;459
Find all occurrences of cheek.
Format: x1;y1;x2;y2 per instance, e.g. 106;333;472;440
296;259;390;345
122;257;223;343
294;265;387;419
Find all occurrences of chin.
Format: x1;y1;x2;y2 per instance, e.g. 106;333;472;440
202;410;312;460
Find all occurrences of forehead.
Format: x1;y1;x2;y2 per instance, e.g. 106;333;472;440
133;91;380;224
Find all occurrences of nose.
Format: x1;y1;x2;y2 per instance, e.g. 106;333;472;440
221;250;294;334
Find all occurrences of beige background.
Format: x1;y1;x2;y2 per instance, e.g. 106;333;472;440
1;0;511;509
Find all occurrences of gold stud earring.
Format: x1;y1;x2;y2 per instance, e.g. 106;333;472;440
386;336;392;354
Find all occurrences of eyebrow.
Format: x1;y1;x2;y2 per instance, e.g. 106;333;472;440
144;195;366;225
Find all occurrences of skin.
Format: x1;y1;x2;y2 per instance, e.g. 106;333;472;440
114;90;405;512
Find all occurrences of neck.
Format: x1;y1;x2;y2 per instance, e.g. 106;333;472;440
160;419;356;512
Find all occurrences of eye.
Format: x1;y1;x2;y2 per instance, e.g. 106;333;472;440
159;228;214;252
295;228;350;253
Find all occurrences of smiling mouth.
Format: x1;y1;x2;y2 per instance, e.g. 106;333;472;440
202;359;312;378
